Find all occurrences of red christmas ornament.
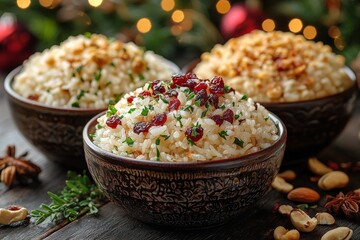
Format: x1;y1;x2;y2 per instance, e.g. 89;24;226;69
220;4;264;41
0;13;36;72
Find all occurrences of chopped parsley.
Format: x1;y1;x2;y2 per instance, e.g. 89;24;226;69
106;81;112;86
219;130;228;140
71;102;80;108
141;106;149;116
188;139;195;146
234;137;244;148
224;85;231;93
75;65;83;74
201;104;209;118
128;71;134;82
106;105;117;116
160;134;170;140
183;88;190;94
89;133;96;140
186;92;195;101
94;69;102;81
159;95;169;104
139;73;145;81
234;114;240;120
76;90;85;100
218;104;226;110
148;105;154;110
156;147;160;161
241;94;248;100
122;137;134;146
155;138;160;145
84;32;92;38
110;61;116;67
264;117;269;121
128;108;136;114
182;105;194;112
96;124;103;129
195;100;201;107
173;114;183;127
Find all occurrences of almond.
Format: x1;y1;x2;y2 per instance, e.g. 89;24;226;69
287;187;320;203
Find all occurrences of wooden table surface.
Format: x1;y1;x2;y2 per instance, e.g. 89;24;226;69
0;74;359;240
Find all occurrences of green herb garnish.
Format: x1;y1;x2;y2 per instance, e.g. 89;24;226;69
76;90;85;100
160;134;170;140
94;69;102;81
264;117;269;121
122;137;134;146
141;106;149;116
156;147;160;161
155;138;160;145
186;92;195;101
234;137;244;148
84;32;92;38
30;171;106;225
241;94;248;100
218;104;226;110
224;85;231;93
159;95;169;104
182;105;194;112
188;139;195;146
173;114;183;127
89;133;96;140
106;105;117;116
219;130;228;140
234;114;240;120
195;100;201;107
71;102;80;108
139;73;145;81
128;108;136;114
95;124;103;129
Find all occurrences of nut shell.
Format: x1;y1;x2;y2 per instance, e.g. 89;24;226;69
290;208;318;232
318;171;349;190
315;212;335;225
321;227;353;240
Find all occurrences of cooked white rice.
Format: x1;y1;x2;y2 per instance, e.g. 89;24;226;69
93;74;279;162
13;34;178;108
194;30;353;102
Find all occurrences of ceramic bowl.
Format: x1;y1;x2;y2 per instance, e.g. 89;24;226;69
185;62;358;163
4;66;104;169
83;112;287;228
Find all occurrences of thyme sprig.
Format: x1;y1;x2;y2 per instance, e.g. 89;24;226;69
30;171;106;225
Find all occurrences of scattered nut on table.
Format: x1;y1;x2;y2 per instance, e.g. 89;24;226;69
318;171;349;190
278;205;293;216
290;208;318;232
354;188;360;194
0;205;28;225
321;227;353;240
308;157;333;176
277;170;296;181
272;176;294;193
273;226;300;240
287;187;320;203
315;212;335;225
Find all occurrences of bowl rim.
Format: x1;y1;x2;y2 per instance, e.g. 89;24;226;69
83;111;287;170
4;66;106;114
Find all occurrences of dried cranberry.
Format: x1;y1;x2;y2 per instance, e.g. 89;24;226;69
208;94;219;108
139;91;152;97
151;80;165;94
151;113;168;126
133;121;151;134
172;73;198;88
185;125;204;142
27;94;39;101
209;76;225;95
127;96;135;103
194;89;208;106
209;115;223;125
165;89;178;98
194;82;208;93
222;109;234;124
168;98;181;111
106;115;121;129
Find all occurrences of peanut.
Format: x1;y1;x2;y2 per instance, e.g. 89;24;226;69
290;209;318;232
272;176;294;193
274;226;300;240
318;171;349;190
278;205;293;216
321;227;353;240
315;212;335;225
277;170;296;181
308;157;332;176
0;205;28;225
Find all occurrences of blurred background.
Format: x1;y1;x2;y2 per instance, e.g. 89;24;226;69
0;0;359;76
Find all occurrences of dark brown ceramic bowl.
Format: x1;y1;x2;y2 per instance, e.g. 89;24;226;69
262;67;357;162
185;62;358;163
83;112;287;228
4;66;105;169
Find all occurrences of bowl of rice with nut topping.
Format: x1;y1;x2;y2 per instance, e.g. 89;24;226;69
193;30;357;162
4;33;179;169
83;73;287;227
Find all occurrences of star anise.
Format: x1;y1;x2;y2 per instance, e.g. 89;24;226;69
0;145;41;187
325;191;360;219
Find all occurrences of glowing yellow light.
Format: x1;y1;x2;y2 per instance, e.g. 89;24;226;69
17;0;31;9
262;19;275;32
216;0;231;14
136;18;152;33
161;0;175;12
171;10;185;23
39;0;53;8
328;26;341;39
288;18;303;33
171;25;183;36
334;37;345;50
181;17;193;31
88;0;103;7
303;25;317;40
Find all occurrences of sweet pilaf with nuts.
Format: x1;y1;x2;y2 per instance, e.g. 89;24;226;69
12;34;177;108
194;30;353;102
92;73;279;162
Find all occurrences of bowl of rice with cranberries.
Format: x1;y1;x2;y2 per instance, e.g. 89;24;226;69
193;30;358;161
4;33;179;169
83;73;287;227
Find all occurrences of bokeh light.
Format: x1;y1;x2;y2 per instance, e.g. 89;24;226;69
328;26;341;39
216;0;231;14
171;10;185;23
160;0;175;12
88;0;103;7
288;18;303;33
39;0;53;8
334;37;345;50
137;18;152;33
262;19;275;32
17;0;31;9
303;25;317;39
171;25;183;36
